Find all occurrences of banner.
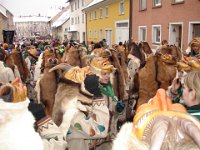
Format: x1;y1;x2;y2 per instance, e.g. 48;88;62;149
3;30;15;44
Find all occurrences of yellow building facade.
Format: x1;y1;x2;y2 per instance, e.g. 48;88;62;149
84;0;130;47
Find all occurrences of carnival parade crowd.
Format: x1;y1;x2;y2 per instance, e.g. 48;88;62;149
0;37;200;150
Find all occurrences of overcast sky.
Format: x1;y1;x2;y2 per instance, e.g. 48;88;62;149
0;0;67;17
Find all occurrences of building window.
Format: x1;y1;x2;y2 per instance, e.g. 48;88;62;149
116;22;128;27
89;30;92;38
71;18;74;25
99;29;103;40
78;16;79;24
172;0;184;4
75;1;77;10
94;11;97;19
140;0;147;11
139;26;147;41
82;13;84;23
82;0;84;7
105;7;109;17
99;8;103;18
78;0;79;9
153;0;161;7
152;25;161;44
89;12;92;20
120;0;124;15
193;24;200;38
75;17;77;24
94;30;97;39
71;4;74;12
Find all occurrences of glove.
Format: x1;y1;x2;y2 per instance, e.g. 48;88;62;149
28;100;46;122
116;101;125;113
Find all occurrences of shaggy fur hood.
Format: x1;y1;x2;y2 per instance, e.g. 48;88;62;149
112;123;148;150
0;98;43;150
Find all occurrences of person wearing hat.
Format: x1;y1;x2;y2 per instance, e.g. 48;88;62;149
58;56;124;150
190;38;200;58
84;56;125;113
185;38;200;59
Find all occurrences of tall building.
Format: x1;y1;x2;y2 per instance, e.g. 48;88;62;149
51;8;70;42
68;0;93;43
83;0;130;47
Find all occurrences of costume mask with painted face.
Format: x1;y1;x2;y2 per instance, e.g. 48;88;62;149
90;57;116;76
132;89;200;149
0;78;27;103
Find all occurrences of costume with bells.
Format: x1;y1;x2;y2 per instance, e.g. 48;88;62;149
0;79;67;150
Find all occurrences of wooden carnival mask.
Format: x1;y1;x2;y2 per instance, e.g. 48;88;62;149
133;89;200;149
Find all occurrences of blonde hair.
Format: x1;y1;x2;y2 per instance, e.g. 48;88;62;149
184;71;200;102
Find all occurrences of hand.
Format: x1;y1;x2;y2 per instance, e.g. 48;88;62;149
171;78;181;93
28;100;46;122
116;101;125;113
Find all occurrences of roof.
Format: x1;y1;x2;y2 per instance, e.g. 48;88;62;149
84;0;104;10
14;16;49;22
47;8;62;20
0;4;7;17
47;2;70;20
52;10;70;27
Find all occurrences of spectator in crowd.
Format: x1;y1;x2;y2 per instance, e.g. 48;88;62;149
0;48;15;83
87;44;93;55
185;38;200;58
168;70;200;120
189;38;200;58
117;41;125;53
102;38;108;48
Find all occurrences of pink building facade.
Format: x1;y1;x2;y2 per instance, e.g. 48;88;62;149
131;0;200;51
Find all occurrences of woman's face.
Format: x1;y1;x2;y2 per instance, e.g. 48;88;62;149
88;45;92;51
100;72;110;84
182;84;195;107
191;45;199;54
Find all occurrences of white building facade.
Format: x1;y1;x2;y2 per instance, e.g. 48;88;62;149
14;16;50;39
52;8;70;42
69;0;92;43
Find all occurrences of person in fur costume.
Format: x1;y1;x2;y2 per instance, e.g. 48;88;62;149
49;56;125;150
112;89;200;150
0;79;67;150
0;79;44;150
